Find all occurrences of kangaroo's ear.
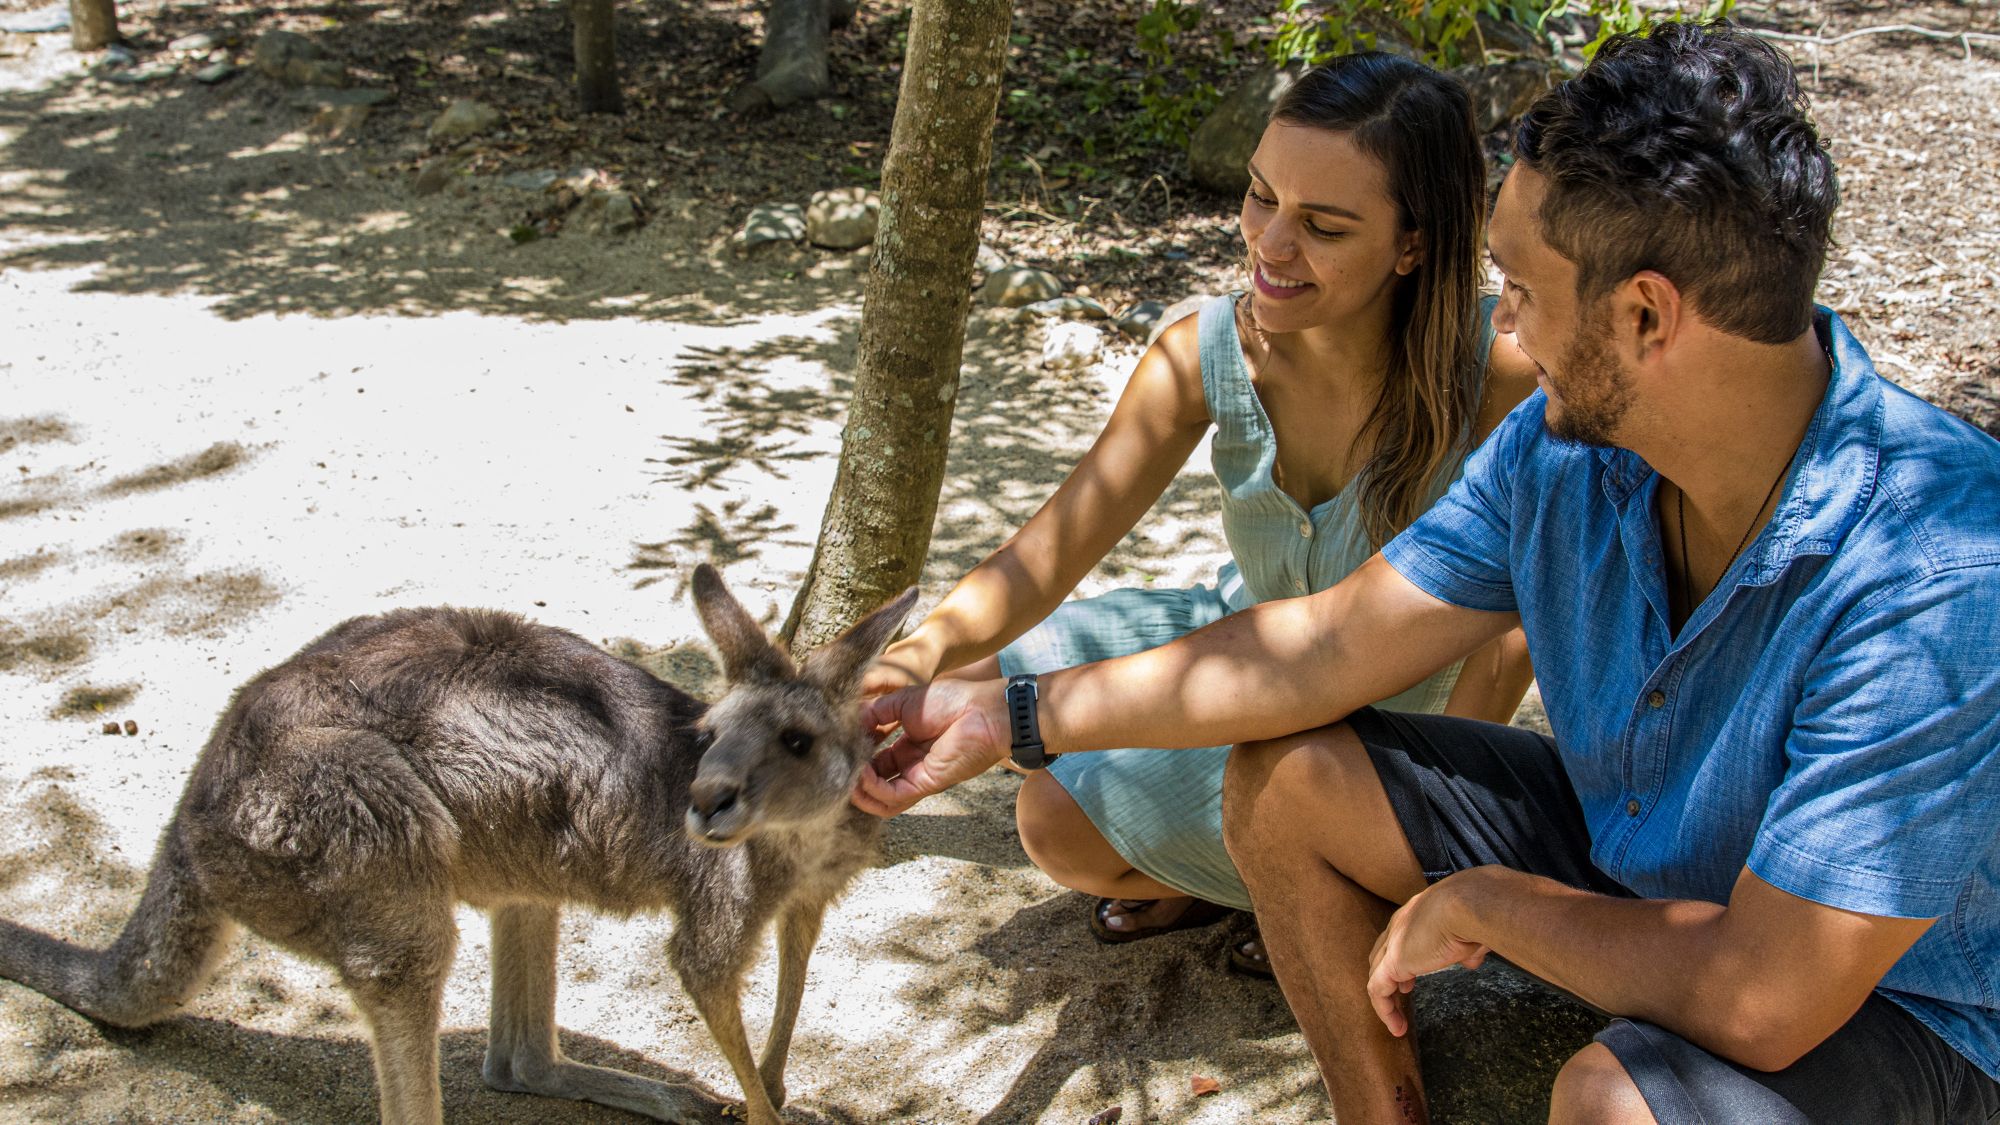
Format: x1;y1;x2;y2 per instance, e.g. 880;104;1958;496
804;585;920;699
692;564;795;684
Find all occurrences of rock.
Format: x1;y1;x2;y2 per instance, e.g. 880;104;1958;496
1189;64;1307;197
805;187;879;250
1146;294;1208;347
974;242;1009;281
252;31;345;88
1412;961;1606;1123
733;203;807;253
103;43;138;66
309;103;371;140
1113;299;1168;342
1019;296;1111;321
287;87;392;109
105;63;177;85
1042;323;1106;370
168;31;220;53
428;99;502;143
192;61;239;85
0;4;68;33
501;169;561;192
288;58;348;87
573;189;641;236
1453;59;1553;133
980;266;1063;308
411;157;456;196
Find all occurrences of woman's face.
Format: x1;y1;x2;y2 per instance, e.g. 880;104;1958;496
1238;122;1421;336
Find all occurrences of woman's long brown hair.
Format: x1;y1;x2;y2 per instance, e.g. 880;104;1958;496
1270;54;1487;549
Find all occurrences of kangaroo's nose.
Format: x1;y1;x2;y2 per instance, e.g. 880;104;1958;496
690;778;740;821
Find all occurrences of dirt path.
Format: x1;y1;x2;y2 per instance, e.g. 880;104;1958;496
2;0;1995;1122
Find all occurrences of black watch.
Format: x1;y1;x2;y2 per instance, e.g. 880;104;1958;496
1005;673;1052;770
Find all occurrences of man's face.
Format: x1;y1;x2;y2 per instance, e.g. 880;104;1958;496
1488;166;1633;447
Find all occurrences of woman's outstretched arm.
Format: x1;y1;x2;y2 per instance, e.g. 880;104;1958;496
866;313;1213;693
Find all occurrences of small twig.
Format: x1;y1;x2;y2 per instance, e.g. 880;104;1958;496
1752;23;2000;63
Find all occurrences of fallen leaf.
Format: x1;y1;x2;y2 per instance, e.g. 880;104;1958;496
1190;1074;1221;1096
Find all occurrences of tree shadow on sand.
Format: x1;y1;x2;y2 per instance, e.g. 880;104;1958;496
0;0;888;327
623;307;1229;597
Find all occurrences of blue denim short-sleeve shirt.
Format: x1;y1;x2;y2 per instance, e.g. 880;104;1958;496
1382;309;2000;1079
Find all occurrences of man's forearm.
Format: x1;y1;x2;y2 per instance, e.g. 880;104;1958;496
1036;558;1512;755
1036;592;1348;754
1439;867;1915;1071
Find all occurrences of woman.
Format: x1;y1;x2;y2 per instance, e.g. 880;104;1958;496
863;53;1538;972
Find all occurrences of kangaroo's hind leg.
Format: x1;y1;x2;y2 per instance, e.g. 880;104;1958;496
483;902;730;1124
326;895;458;1125
756;899;827;1109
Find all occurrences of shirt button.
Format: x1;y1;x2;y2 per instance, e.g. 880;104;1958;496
1626;799;1642;817
1299;521;1312;538
1293;578;1306;592
1647;691;1665;709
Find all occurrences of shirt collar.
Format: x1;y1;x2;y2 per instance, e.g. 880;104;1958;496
1596;307;1884;575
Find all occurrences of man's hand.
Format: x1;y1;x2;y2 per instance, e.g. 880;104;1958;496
851;677;1010;817
1366;870;1494;1038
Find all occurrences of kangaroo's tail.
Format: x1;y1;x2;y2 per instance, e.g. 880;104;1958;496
0;825;234;1028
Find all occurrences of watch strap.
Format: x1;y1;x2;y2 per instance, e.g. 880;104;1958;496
1005;673;1050;770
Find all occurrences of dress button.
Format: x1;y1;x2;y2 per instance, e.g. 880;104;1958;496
1299;521;1312;538
1647;690;1665;709
1293;578;1306;592
1626;799;1642;816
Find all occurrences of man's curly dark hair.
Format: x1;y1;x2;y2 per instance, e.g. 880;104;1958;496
1514;20;1838;343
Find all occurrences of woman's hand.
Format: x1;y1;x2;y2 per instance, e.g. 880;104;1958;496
860;645;934;699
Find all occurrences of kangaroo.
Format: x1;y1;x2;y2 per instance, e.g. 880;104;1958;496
0;564;917;1125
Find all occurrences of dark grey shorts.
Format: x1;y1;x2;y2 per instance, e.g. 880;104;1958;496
1348;706;2000;1125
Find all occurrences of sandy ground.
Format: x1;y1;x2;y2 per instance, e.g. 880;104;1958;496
0;18;1326;1125
3;1;1995;1121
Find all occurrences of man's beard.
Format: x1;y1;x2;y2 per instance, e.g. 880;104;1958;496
1543;307;1632;448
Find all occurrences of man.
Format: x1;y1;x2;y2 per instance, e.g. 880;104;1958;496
857;21;2000;1124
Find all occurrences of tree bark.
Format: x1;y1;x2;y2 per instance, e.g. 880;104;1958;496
751;0;831;110
782;0;1012;653
571;0;622;115
68;0;117;50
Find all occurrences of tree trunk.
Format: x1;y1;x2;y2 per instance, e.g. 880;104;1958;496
751;0;831;110
68;0;117;50
782;0;1012;653
571;0;622;115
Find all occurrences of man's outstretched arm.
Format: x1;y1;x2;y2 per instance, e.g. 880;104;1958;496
855;554;1517;816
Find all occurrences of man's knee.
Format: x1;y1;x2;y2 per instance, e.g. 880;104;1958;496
1221;722;1367;860
1549;1042;1655;1125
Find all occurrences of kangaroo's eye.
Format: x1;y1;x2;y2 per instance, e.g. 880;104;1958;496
780;729;814;757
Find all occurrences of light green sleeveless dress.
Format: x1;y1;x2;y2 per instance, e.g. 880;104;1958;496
996;292;1499;910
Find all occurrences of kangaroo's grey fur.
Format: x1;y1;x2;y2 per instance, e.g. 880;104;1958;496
0;564;917;1124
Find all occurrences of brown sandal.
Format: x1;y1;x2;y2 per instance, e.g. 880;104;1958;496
1226;924;1274;979
1089;896;1234;944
